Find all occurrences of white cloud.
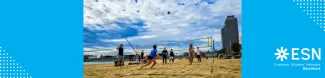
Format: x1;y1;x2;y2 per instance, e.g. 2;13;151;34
84;0;241;55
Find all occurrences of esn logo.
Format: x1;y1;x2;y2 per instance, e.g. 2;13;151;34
275;47;321;61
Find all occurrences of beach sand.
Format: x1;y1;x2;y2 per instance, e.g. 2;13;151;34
84;58;241;78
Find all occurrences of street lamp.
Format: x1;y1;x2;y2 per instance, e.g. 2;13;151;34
229;41;232;54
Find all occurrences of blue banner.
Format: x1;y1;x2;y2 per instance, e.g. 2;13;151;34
243;0;325;78
0;0;83;78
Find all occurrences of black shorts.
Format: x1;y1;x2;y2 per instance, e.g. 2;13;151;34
141;56;144;59
148;56;154;59
196;55;201;58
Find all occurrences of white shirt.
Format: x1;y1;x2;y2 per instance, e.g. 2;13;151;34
196;49;201;55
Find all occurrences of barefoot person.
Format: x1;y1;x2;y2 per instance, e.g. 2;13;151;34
196;47;202;62
140;45;162;69
188;44;195;65
169;49;175;63
116;44;124;68
162;48;168;64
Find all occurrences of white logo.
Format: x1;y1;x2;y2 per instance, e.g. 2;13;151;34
275;46;289;61
275;47;321;61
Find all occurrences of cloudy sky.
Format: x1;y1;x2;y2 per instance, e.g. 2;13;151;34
84;0;241;56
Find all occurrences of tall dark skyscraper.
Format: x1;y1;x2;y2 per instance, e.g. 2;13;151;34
221;15;239;52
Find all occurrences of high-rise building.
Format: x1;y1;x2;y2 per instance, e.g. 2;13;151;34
221;15;239;53
221;27;226;50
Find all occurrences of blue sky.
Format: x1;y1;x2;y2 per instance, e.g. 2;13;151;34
84;0;241;56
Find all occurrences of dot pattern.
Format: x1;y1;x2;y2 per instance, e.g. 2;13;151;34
0;47;32;78
294;0;325;31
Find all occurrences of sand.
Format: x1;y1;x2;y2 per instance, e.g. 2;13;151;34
84;58;241;78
